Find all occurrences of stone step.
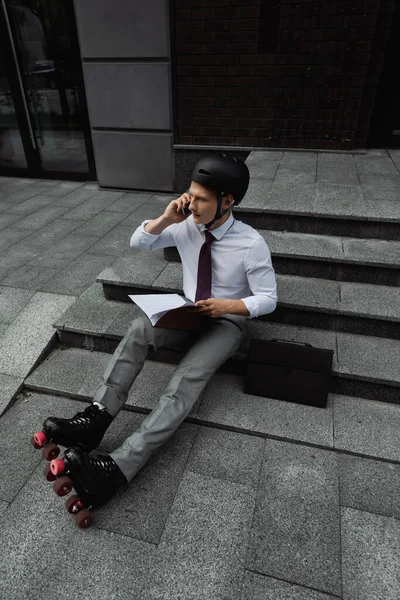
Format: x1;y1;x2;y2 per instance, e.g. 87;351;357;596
24;348;400;465
52;283;400;403
164;231;400;287
96;259;400;340
240;151;400;240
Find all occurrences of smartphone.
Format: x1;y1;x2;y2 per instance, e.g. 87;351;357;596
181;191;191;216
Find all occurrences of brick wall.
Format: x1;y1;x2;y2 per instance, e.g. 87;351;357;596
174;0;395;150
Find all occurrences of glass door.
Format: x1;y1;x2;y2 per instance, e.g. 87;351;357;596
0;0;95;179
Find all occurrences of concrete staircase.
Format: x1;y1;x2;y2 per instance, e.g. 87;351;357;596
23;151;400;453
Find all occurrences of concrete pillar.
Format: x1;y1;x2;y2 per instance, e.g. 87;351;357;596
73;0;173;191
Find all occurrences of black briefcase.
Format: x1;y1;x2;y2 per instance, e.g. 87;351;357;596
244;338;334;408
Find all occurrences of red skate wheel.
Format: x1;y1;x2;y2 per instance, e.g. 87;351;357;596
44;464;56;482
32;431;47;449
50;458;65;476
53;476;72;497
75;509;93;529
42;443;60;461
66;495;83;515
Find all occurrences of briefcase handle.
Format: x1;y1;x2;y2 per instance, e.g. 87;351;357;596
269;338;313;348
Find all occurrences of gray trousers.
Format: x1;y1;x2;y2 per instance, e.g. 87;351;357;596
92;313;245;482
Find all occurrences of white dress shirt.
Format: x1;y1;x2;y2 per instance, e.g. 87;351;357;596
130;212;277;319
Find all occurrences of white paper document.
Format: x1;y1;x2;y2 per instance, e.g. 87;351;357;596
128;294;194;326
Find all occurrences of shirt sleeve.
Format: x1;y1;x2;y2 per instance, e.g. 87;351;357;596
241;236;278;319
130;220;180;250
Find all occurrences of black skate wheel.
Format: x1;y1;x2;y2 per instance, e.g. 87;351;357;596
44;464;56;482
53;476;73;497
42;443;60;461
66;495;83;515
75;509;93;529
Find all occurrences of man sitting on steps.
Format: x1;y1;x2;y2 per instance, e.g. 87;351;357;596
36;153;278;512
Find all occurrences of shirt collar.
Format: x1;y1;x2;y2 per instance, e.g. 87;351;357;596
199;212;235;240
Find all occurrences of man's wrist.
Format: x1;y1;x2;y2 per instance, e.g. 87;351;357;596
224;299;250;316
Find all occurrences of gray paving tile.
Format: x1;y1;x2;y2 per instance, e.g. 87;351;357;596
105;301;144;336
241;571;339;600
1;184;50;204
39;181;85;198
0;286;35;323
10;205;70;230
274;168;316;184
263;230;344;262
334;394;400;461
136;193;175;208
198;373;334;447
25;347;110;398
120;204;167;226
339;454;400;520
86;225;135;256
281;151;318;169
59;193;124;221
277;274;340;312
246;150;283;162
341;507;400;600
152;262;183;291
336;332;400;385
0;292;75;378
6;193;57;216
106;192;153;213
342;237;400;267
0;452;156;600
247;159;280;181
246;439;341;596
0;201;12;212
72;210;130;237
96;252;168;287
144;471;255;600
54;281;125;332
27;233;99;269
0;374;23;417
0;323;8;338
40;253;117;296
12;218;86;253
0;245;40;280
265;182;316;214
0;177;36;194
0;227;34;252
0;213;22;230
51;184;100;207
362;197;400;222
355;155;399;177
388;149;400;173
339;281;400;321
361;178;400;203
238;178;273;210
186;426;264;488
97;417;198;544
317;153;359;185
315;183;366;219
0;265;58;289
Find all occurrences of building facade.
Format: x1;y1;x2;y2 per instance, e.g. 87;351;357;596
0;0;399;193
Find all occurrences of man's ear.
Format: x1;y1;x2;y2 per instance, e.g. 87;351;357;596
224;194;234;208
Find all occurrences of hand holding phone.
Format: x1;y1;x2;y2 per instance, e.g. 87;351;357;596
163;192;192;224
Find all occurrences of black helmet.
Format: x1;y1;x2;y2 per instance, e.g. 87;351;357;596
190;153;250;229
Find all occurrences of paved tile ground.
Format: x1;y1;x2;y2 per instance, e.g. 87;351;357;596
0;152;399;599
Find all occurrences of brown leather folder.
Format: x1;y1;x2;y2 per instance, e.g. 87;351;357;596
154;306;207;331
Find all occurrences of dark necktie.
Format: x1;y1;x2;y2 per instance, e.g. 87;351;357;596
195;230;215;302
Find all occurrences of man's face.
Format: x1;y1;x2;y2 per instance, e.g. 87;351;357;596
187;181;233;226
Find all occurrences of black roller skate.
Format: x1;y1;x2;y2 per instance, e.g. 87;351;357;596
31;404;113;464
50;446;127;528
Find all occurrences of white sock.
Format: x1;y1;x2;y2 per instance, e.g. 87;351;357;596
93;401;107;410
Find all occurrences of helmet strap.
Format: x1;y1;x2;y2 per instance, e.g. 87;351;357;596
205;192;233;230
